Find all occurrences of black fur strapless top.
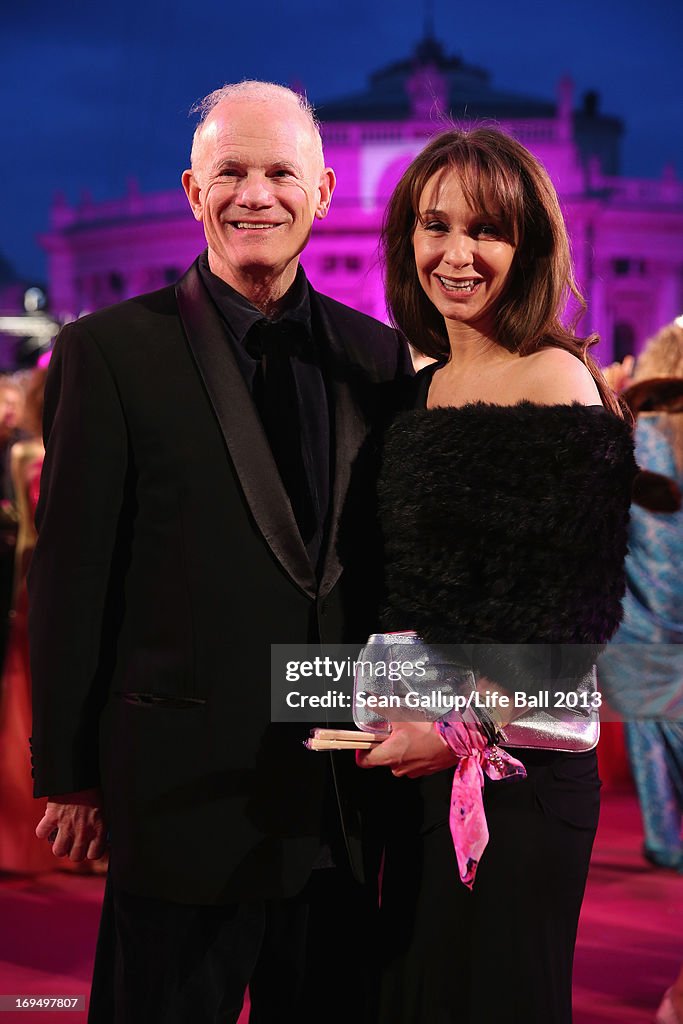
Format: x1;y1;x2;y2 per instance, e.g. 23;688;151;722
377;397;637;683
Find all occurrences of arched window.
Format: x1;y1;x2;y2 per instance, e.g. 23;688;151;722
613;322;635;362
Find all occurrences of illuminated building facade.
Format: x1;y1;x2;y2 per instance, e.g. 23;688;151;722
42;37;683;360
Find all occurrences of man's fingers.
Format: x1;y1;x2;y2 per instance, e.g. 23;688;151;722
35;811;59;840
53;824;105;862
86;834;108;861
51;829;74;858
85;821;108;861
37;799;107;862
68;819;104;862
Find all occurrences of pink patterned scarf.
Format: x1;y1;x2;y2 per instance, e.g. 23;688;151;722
436;712;526;889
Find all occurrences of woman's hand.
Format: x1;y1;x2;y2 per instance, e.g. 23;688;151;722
356;721;458;778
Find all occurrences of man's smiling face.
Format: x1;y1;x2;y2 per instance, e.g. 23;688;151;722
183;94;335;300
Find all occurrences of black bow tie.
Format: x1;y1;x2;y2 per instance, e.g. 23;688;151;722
244;318;314;362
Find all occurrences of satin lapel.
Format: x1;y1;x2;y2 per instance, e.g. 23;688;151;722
175;263;316;598
312;294;372;600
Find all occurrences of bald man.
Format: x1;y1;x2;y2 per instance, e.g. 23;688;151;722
29;82;410;1022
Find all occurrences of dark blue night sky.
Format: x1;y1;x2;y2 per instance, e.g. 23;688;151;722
4;0;681;283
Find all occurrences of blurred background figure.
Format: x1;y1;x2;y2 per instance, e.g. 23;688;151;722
10;369;46;592
0;366;54;874
601;320;683;872
0;377;24;675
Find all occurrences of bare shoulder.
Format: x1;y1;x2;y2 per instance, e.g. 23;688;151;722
516;347;602;406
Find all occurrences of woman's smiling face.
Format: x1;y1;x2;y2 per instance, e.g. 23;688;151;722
413;169;517;341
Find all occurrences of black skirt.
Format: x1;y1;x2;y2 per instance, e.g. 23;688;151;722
375;748;600;1024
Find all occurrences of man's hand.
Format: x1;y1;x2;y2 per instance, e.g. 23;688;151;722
356;721;457;779
36;788;107;862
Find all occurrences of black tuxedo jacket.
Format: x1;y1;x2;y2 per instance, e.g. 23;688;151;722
28;260;411;904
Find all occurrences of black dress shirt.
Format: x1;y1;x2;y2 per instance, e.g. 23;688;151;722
197;251;330;575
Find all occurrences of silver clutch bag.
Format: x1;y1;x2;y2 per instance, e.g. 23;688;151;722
353;631;476;732
499;666;600;752
353;632;600;753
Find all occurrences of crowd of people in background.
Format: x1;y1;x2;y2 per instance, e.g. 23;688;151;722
0;368;54;873
0;366;107;876
603;323;683;1024
602;321;683;873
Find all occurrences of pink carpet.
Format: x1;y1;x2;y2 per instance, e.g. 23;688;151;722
574;790;682;1022
0;789;680;1022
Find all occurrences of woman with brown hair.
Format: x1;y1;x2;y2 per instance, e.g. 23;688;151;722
357;128;637;1023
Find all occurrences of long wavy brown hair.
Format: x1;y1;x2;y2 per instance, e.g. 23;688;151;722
380;126;622;417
